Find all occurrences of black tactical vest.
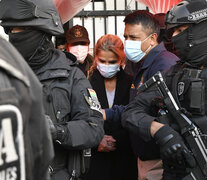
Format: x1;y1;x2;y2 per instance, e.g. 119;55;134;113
165;63;207;134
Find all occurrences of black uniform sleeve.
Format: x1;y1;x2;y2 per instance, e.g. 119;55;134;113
57;67;104;149
122;90;160;142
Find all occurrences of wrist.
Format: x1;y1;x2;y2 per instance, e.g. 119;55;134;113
105;108;113;121
150;121;164;137
101;109;106;120
153;124;176;145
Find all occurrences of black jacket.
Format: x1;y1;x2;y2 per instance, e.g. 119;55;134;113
0;37;53;180
33;49;104;179
84;69;137;180
122;62;207;177
89;68;132;109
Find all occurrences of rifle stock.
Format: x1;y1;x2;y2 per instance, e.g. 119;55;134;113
138;71;207;180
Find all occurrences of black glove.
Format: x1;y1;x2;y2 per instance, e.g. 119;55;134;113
154;125;195;168
45;115;65;143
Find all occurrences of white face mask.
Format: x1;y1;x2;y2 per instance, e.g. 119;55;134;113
69;45;89;63
97;63;120;78
124;34;152;63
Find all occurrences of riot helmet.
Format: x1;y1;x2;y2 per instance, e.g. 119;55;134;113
165;0;207;29
165;0;207;67
0;0;64;35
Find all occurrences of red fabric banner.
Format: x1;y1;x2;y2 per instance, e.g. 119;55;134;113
53;0;90;24
136;0;182;14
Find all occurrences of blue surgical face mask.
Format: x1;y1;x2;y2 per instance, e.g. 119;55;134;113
124;34;152;63
97;63;120;78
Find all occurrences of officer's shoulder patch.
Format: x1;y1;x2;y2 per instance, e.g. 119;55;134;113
88;88;97;100
0;71;25;179
84;88;102;114
0;105;25;179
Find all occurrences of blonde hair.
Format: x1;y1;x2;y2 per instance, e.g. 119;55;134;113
89;34;126;74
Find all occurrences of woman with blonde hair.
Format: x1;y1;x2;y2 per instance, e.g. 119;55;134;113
84;34;138;180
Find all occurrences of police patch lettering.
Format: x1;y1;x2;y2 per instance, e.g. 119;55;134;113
178;82;185;96
0;105;25;180
85;89;102;114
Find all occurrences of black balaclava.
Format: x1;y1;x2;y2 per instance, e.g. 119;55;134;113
171;20;207;67
9;29;53;70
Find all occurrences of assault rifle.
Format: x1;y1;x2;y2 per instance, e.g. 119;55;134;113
138;71;207;180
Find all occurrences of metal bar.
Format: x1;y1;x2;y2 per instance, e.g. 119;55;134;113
114;0;117;35
92;0;96;56
68;20;73;29
75;10;135;17
135;0;138;10
82;9;85;26
104;0;107;34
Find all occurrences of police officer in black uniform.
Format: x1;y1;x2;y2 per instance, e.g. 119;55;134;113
0;36;53;180
122;0;207;179
0;0;104;180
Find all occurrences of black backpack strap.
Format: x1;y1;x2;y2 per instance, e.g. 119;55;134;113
165;63;186;109
41;78;58;123
0;69;19;106
0;58;30;87
0;70;11;88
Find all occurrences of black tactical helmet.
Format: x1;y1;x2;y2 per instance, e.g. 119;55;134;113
165;0;207;29
0;0;64;35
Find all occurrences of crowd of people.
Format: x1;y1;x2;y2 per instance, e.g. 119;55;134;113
0;0;207;180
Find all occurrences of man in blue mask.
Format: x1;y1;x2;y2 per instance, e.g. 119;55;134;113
123;10;178;90
122;0;207;179
103;10;179;180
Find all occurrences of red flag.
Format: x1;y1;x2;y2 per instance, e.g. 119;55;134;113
136;0;182;14
53;0;90;24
